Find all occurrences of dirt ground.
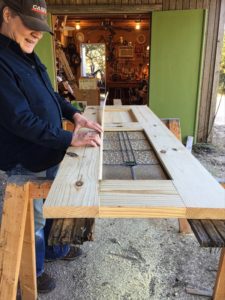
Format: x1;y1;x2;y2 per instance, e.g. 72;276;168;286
0;125;224;300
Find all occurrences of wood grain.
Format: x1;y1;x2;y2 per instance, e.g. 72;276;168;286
44;105;225;219
0;182;29;300
132;106;225;213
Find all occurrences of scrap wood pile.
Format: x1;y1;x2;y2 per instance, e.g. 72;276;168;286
48;218;95;246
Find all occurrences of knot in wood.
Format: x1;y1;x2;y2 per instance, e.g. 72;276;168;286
75;180;84;187
160;149;167;154
66;152;79;158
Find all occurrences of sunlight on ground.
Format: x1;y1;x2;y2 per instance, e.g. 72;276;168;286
215;95;225;125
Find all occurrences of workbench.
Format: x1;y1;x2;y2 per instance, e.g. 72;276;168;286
0;105;224;300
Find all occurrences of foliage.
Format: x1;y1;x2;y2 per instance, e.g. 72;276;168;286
84;44;105;79
218;33;225;94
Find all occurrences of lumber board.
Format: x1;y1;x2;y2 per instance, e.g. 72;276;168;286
44;105;225;219
44;107;100;218
213;248;225;300
0;180;29;300
56;48;74;81
43;145;100;218
104;123;143;131
113;99;122;105
19;196;37;300
98;92;108;180
132;106;225;209
162;118;192;234
100;180;185;218
104;109;138;123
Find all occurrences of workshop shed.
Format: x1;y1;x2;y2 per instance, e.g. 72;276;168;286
36;0;225;142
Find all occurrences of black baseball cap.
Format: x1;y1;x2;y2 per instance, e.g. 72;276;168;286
3;0;53;34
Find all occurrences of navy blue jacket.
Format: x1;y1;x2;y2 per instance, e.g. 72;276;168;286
0;34;79;172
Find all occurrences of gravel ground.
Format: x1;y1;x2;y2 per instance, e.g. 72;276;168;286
0;125;224;300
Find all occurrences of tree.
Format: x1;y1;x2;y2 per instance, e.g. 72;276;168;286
218;33;225;94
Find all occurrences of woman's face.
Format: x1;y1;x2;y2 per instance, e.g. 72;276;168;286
1;7;43;53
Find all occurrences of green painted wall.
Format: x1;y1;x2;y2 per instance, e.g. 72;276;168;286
150;10;205;141
35;15;56;89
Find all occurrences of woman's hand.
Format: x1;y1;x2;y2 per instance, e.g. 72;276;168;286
71;131;101;148
73;112;102;134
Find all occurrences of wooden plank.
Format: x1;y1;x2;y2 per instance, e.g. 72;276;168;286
196;0;203;9
188;219;213;246
47;4;163;14
100;180;185;218
162;0;170;10
0;179;29;300
132;106;225;216
98;92;108;180
163;118;191;233
208;0;225;142
197;0;221;142
163;118;182;141
202;0;209;9
182;0;190;10
56;47;74;81
186;287;213;297
113;99;122;105
213;249;225;300
104;108;138;123
200;220;225;247
44;107;100;219
104;123;143;131
169;0;177;10
212;220;225;241
189;0;197;9
19;196;37;300
176;0;183;10
100;206;186;218
43;145;100;218
29;180;52;199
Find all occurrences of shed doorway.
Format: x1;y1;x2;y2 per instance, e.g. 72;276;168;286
53;14;150;107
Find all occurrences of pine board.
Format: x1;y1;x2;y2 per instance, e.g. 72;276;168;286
44;107;100;218
131;106;225;210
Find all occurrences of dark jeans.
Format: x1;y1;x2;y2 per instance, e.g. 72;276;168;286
6;165;69;277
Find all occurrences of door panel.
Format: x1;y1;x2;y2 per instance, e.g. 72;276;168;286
150;10;205;141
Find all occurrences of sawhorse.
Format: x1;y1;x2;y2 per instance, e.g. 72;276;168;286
1;180;225;300
0;177;51;300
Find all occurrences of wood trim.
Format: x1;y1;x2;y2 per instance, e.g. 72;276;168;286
47;0;211;10
19;196;37;300
213;248;225;300
208;0;225;142
197;0;222;142
134;106;224;210
47;4;162;14
163;118;192;234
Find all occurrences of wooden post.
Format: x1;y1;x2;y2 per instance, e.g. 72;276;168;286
0;179;29;300
213;248;225;300
164;118;192;234
19;188;37;300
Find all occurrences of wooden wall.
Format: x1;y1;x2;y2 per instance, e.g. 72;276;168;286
47;0;212;13
57;27;150;84
47;0;210;10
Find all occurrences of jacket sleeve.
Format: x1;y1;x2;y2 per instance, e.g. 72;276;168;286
54;92;80;122
0;63;73;150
